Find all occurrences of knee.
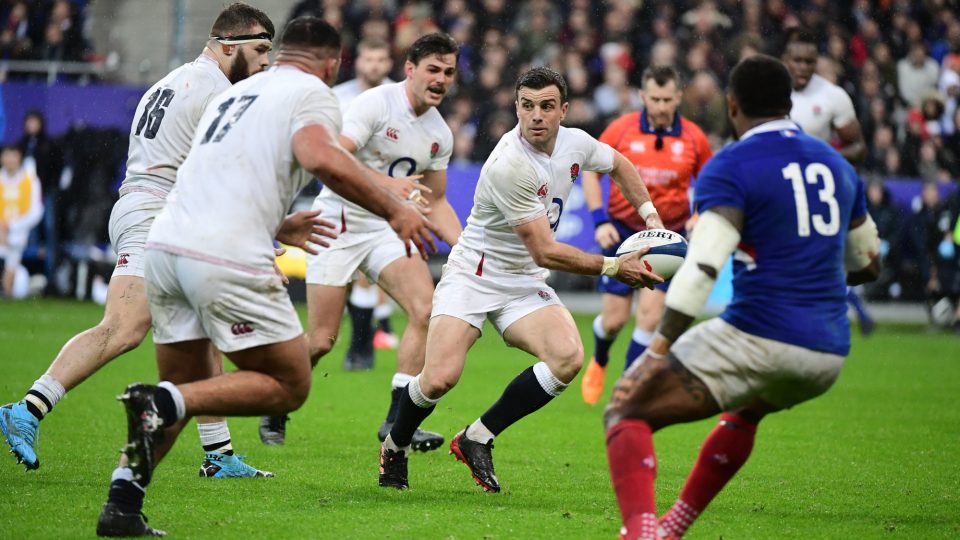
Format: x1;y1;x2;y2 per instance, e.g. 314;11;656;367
603;311;628;335
281;370;312;412
101;312;151;354
406;298;432;330
602;360;671;431
545;338;583;383
419;369;457;399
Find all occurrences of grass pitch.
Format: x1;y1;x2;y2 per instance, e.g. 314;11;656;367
0;299;958;539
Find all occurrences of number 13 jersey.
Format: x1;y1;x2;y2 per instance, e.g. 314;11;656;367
315;81;453;234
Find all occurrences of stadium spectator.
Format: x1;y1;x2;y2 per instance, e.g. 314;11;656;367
0;145;42;298
864;178;904;300
898;42;941;107
16;111;62;288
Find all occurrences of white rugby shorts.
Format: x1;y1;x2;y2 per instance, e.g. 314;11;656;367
305;214;408;286
108;190;166;278
144;249;303;352
431;262;562;335
671;317;845;410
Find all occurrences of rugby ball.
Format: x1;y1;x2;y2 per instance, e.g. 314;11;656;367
615;229;688;281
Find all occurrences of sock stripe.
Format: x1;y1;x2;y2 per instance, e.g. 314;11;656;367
26;390;52;411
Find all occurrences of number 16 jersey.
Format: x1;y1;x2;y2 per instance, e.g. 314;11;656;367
315;81;453;234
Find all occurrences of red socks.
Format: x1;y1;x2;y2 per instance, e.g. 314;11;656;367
606;419;658;540
660;412;758;538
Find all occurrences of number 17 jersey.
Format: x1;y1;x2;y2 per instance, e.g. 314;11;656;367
315;81;453;234
694;119;867;356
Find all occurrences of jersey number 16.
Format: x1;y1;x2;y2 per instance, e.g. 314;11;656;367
781;162;840;237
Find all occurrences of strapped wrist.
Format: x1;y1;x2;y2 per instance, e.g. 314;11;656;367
591;208;610;228
601;256;621;277
639;201;657;220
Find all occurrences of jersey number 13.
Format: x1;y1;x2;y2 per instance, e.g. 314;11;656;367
781;162;840;237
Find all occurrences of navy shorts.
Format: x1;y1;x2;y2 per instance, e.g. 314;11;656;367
596;219;677;296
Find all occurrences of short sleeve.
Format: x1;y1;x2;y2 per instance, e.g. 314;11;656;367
340;89;386;149
576;129;615;173
485;156;547;226
291;85;342;140
831;87;857;129
693;152;745;213
426;127;453;171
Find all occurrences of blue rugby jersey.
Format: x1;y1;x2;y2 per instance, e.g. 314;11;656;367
694;119;867;356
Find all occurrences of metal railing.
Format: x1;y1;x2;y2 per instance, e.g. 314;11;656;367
0;59;113;85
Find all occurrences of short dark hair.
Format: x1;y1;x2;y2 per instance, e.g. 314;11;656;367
783;27;817;52
729;55;792;117
641;65;681;88
279;16;341;51
406;32;460;65
210;2;275;39
515;67;568;103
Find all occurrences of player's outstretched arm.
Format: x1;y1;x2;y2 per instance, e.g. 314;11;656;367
845;215;881;285
514;216;662;289
608;151;664;230
420;169;462;245
293;124;438;258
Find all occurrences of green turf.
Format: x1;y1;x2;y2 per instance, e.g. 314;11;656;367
0;299;958;539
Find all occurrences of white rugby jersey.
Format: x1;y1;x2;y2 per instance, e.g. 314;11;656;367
147;65;341;272
451;125;615;276
316;81;452;234
790;74;857;143
121;55;230;197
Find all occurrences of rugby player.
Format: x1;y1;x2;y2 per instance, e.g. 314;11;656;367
581;65;713;405
261;33;462;452
1;2;276;477
378;67;664;492
95;17;436;537
603;55;880;540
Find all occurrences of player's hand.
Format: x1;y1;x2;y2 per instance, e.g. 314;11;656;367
273;247;289;285
387;174;431;202
644;212;665;230
388;201;438;260
595;222;620;249
615;248;664;290
276;209;338;255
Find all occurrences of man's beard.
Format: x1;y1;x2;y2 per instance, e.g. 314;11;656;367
228;52;250;84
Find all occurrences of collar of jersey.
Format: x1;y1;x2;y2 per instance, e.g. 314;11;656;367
739;118;801;141
639;109;682;137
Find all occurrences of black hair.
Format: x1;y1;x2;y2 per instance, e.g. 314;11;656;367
729;55;792;118
210;2;275;40
515;67;568;103
783;27;817;53
279;16;341;51
641;65;681;88
406;32;460;65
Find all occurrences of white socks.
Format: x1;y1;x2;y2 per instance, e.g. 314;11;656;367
26;374;66;416
631;327;653;346
392;372;414;390
593;314;618;340
465;419;495;444
408;375;439;408
533;361;568;397
197;421;232;453
349;284;378;308
157;381;186;421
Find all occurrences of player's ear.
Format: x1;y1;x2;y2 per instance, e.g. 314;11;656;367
404;60;415;78
560;101;569;120
221;43;235;56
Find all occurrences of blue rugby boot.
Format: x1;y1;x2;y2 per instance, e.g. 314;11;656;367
0;401;40;470
199;452;274;478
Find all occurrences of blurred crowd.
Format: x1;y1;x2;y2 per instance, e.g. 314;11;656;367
0;0;91;65
1;0;959;322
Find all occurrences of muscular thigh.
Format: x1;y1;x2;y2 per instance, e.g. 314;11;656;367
376;253;434;316
306;284;348;337
502;304;581;361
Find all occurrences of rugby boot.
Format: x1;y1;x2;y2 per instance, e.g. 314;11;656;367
199;452;274;478
96;502;166;537
449;428;500;492
258;414;288;445
0;401;40;470
378;444;408;490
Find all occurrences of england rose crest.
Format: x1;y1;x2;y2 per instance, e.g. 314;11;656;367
570;163;580;182
430;142;440;158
